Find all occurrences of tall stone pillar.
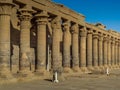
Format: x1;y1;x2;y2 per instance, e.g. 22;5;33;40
98;34;103;69
114;41;117;66
103;37;108;68
111;40;115;67
18;5;34;74
115;41;118;68
87;29;93;70
107;38;112;68
117;41;119;68
93;32;99;69
51;16;62;73
71;24;79;72
118;41;120;67
35;11;48;74
0;0;14;78
79;27;87;72
63;21;71;73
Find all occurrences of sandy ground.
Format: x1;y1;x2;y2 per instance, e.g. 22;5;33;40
0;69;120;90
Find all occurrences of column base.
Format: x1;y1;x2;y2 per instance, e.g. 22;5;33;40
111;65;114;69
63;67;72;73
92;66;102;74
99;66;104;70
108;65;112;69
80;67;90;73
115;65;119;69
11;65;19;74
87;66;94;71
0;69;17;84
18;69;33;77
0;71;13;79
17;70;35;81
31;65;35;72
94;66;100;70
112;65;117;69
104;65;109;68
112;65;116;69
98;66;106;73
0;74;16;84
35;68;48;76
72;66;80;72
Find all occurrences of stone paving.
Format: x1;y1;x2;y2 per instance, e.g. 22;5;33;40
0;69;120;90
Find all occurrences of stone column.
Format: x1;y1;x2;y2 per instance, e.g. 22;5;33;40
87;29;93;70
35;11;48;74
114;41;117;67
111;40;115;67
98;34;103;69
63;21;71;73
92;32;99;69
103;37;108;68
51;17;62;73
18;5;34;74
0;0;14;78
117;42;119;67
79;27;88;72
118;41;120;67
71;24;79;72
115;41;118;68
107;38;112;68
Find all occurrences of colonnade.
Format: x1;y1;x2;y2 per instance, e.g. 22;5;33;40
0;0;120;80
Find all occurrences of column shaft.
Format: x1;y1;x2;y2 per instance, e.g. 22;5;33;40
103;38;108;67
107;40;111;66
0;15;11;73
111;41;115;66
117;43;119;66
37;24;46;70
35;12;48;73
63;21;71;71
20;20;31;71
19;6;33;73
0;2;14;77
80;30;87;70
93;33;98;68
98;36;103;67
115;42;118;66
114;43;117;65
52;17;62;72
87;31;93;68
119;42;120;65
71;24;79;72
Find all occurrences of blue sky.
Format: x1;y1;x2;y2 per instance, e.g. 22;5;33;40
53;0;120;32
